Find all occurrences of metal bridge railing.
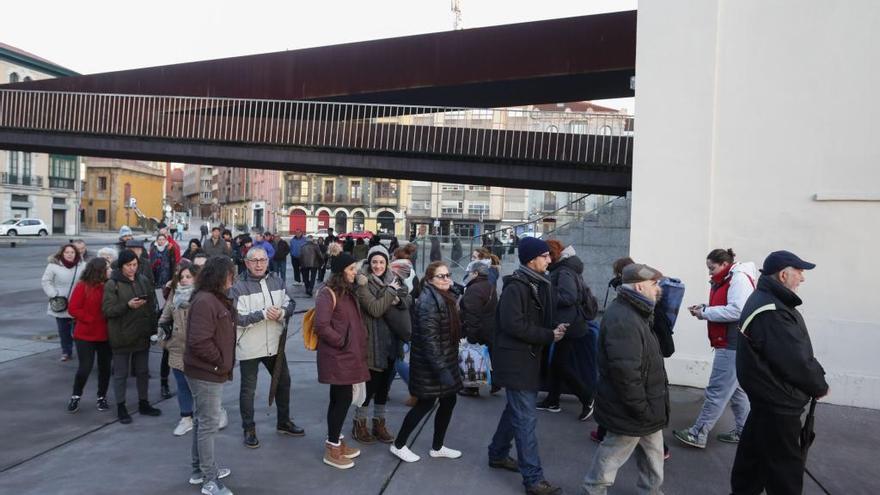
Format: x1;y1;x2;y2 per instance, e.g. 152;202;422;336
0;89;633;166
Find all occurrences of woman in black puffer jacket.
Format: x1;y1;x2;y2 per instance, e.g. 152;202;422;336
390;262;463;463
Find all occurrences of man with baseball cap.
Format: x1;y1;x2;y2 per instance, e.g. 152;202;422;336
488;237;568;495
582;263;669;494
731;250;828;494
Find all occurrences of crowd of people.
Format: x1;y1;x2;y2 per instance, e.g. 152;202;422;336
40;221;827;495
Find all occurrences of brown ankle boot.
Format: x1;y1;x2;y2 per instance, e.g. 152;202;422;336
323;441;354;469
352;417;376;444
372;418;395;444
339;438;361;459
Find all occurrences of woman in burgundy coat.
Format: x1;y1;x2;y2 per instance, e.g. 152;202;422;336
315;252;370;470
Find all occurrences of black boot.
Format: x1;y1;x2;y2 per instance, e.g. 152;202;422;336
117;403;132;424
160;381;173;399
138;400;162;417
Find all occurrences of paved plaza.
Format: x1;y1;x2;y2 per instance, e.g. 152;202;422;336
0;236;875;494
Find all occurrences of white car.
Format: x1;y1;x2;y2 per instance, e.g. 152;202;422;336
0;218;49;236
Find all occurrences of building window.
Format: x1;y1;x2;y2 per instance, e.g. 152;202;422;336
23;76;32;82
599;125;613;136
441;184;463;191
97;177;108;191
570;120;589;134
441;200;463;214
9;72;19;83
22;153;31;178
467;185;489;191
11;194;28;202
49;156;76;189
53;197;66;205
350;180;362;201
468;202;490;215
542;191;557;211
374;179;397;198
97;209;107;223
7;151;19;178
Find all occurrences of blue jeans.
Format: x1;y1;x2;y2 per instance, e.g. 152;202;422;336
56;317;74;357
488;389;544;487
688;348;750;443
173;369;194;416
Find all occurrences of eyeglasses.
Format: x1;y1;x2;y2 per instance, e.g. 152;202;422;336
433;273;451;280
247;258;269;264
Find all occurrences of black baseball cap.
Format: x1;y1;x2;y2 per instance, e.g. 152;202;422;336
760;250;816;275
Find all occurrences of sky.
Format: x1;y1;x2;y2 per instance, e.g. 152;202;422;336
4;0;636;111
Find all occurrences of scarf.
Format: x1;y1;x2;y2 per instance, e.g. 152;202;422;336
60;258;78;269
154;242;168;253
173;284;194;309
616;285;656;315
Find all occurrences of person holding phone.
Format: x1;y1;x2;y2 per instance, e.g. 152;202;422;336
487;237;568;495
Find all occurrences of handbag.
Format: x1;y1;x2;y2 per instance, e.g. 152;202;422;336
351;382;367;406
49;265;78;313
458;339;492;388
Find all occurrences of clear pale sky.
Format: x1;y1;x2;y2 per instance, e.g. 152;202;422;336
5;0;636;111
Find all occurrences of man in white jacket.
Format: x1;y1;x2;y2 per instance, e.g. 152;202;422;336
674;249;757;450
230;247;303;449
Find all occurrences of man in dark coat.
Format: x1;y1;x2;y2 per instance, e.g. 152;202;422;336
582;263;668;494
731;251;827;495
299;236;324;297
487;237;567;495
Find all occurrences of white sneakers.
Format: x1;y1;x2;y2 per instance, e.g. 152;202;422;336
390;445;421;463
174;416;194;436
429;446;462;459
391;445;462;462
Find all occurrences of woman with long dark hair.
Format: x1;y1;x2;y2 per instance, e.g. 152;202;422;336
391;261;463;463
41;243;84;361
182;238;203;261
150;233;177;288
66;257;112;413
315;253;370;469
184;256;237;492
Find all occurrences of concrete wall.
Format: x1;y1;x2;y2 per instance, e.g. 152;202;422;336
634;0;880;408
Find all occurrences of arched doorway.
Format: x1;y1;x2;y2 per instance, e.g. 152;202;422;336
317;210;330;231
335;211;347;233
352;211;365;232
377;211;395;234
289;209;306;233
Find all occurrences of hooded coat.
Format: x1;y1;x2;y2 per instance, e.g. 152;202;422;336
409;283;462;398
102;270;157;353
355;263;411;370
548;248;597;339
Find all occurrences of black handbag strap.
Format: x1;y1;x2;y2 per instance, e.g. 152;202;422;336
64;265;78;299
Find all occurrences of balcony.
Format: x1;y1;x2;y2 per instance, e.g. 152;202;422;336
373;196;399;207
315;193;365;206
0;173;43;187
49;177;76;189
286;194;310;206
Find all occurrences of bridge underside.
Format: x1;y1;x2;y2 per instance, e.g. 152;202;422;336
0;129;630;194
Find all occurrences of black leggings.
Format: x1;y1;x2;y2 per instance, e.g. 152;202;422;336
394;394;457;450
160;349;170;382
546;338;592;405
327;384;353;443
72;340;112;398
362;361;394;407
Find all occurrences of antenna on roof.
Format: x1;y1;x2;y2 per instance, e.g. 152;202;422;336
451;0;463;30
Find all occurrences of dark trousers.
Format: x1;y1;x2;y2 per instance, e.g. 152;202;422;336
275;259;287;282
316;262;327;283
160;349;170;383
72;340;112;398
327;384;353;443
290;256;302;283
731;409;806;495
112;349;149;405
239;355;290;430
362;364;394;407
301;267;318;295
546;338;592;405
56;317;75;357
395;393;457;451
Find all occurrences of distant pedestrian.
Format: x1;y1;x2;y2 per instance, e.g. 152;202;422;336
323;241;342;284
272;234;290;282
289;229;308;285
316;237;329;283
102;249;162;424
299;236;324;297
450;234;462;263
388;236;400;254
537;241;597;421
203;228;230;258
315;253;369;469
352;246;411;445
200;223;209;244
353;238;368;261
487;237;566;495
185;256;237;494
731;251;828;495
176;219;185;241
182;239;203;262
429;236;441;262
582;263;668;494
674;248;756;450
508;231;518;255
230;247;302;449
96;246;118;268
471;248;501;286
150;233;177;294
66;257;112;414
41;243;84;361
72;239;91;262
391;261;463;464
458;259;497;398
343;236;355;255
117;225;134;253
250;231;275;260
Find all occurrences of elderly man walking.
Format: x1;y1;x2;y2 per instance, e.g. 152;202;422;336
487;237;568;495
582;263;669;495
731;251;828;495
229;247;304;449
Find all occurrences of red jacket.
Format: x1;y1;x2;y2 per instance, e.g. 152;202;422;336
68;282;109;342
315;286;370;385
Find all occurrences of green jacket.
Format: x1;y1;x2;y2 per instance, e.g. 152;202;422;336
102;270;157;353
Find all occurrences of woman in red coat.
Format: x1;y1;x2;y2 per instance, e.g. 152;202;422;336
315;252;370;470
66;257;113;413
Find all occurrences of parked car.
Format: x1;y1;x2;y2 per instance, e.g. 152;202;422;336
338;231;374;241
0;218;49;236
